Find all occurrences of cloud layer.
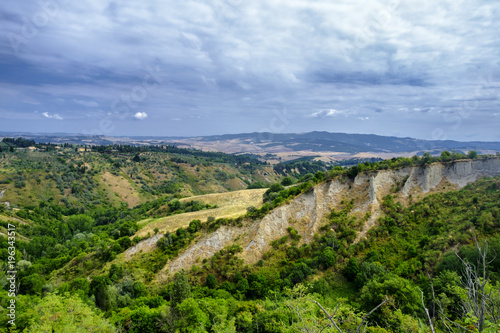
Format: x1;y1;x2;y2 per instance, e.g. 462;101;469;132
1;0;500;141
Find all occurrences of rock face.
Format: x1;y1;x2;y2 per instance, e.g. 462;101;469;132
125;233;164;260
406;158;500;192
157;158;500;277
168;226;241;273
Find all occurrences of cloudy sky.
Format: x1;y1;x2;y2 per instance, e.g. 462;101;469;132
1;0;499;141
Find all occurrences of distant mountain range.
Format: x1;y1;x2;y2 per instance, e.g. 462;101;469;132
191;131;500;153
1;131;500;156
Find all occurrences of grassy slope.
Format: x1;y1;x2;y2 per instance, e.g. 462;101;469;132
0;213;31;242
4;147;500;332
136;188;267;237
0;149;280;209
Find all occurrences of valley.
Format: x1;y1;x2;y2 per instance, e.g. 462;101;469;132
0;136;500;332
4;130;500;163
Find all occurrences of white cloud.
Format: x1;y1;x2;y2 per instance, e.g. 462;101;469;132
307;109;343;118
133;112;148;120
42;112;64;120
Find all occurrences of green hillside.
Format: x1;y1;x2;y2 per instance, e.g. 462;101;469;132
1;144;500;332
0;141;281;209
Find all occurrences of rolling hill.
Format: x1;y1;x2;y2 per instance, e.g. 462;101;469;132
3;131;500;158
1;139;500;332
172;131;500;155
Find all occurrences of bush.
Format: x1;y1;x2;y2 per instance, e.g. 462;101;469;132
206;273;217;289
281;177;293;186
280;262;312;285
118;236;132;250
344;257;360;281
19;273;44;295
176;298;210;332
14;180;26;188
360;273;421;315
355;261;387;287
318;247;336;269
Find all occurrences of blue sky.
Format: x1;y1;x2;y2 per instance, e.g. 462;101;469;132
1;0;499;140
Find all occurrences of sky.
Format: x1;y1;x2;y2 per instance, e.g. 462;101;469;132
1;0;500;141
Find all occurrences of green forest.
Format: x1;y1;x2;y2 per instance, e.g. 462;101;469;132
0;139;499;332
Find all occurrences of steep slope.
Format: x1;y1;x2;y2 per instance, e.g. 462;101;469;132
124;188;267;258
150;157;500;280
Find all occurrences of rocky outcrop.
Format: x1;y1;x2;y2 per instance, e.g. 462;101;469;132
168;227;241;273
156;158;500;277
125;233;164;259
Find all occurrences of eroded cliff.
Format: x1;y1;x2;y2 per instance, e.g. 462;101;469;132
136;157;500;281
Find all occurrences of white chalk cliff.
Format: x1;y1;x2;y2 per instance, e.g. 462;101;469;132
151;158;500;278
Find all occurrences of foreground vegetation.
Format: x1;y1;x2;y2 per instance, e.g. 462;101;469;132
0;138;499;332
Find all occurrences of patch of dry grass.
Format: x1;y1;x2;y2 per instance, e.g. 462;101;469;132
135;188;267;237
225;177;248;191
101;172;142;208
